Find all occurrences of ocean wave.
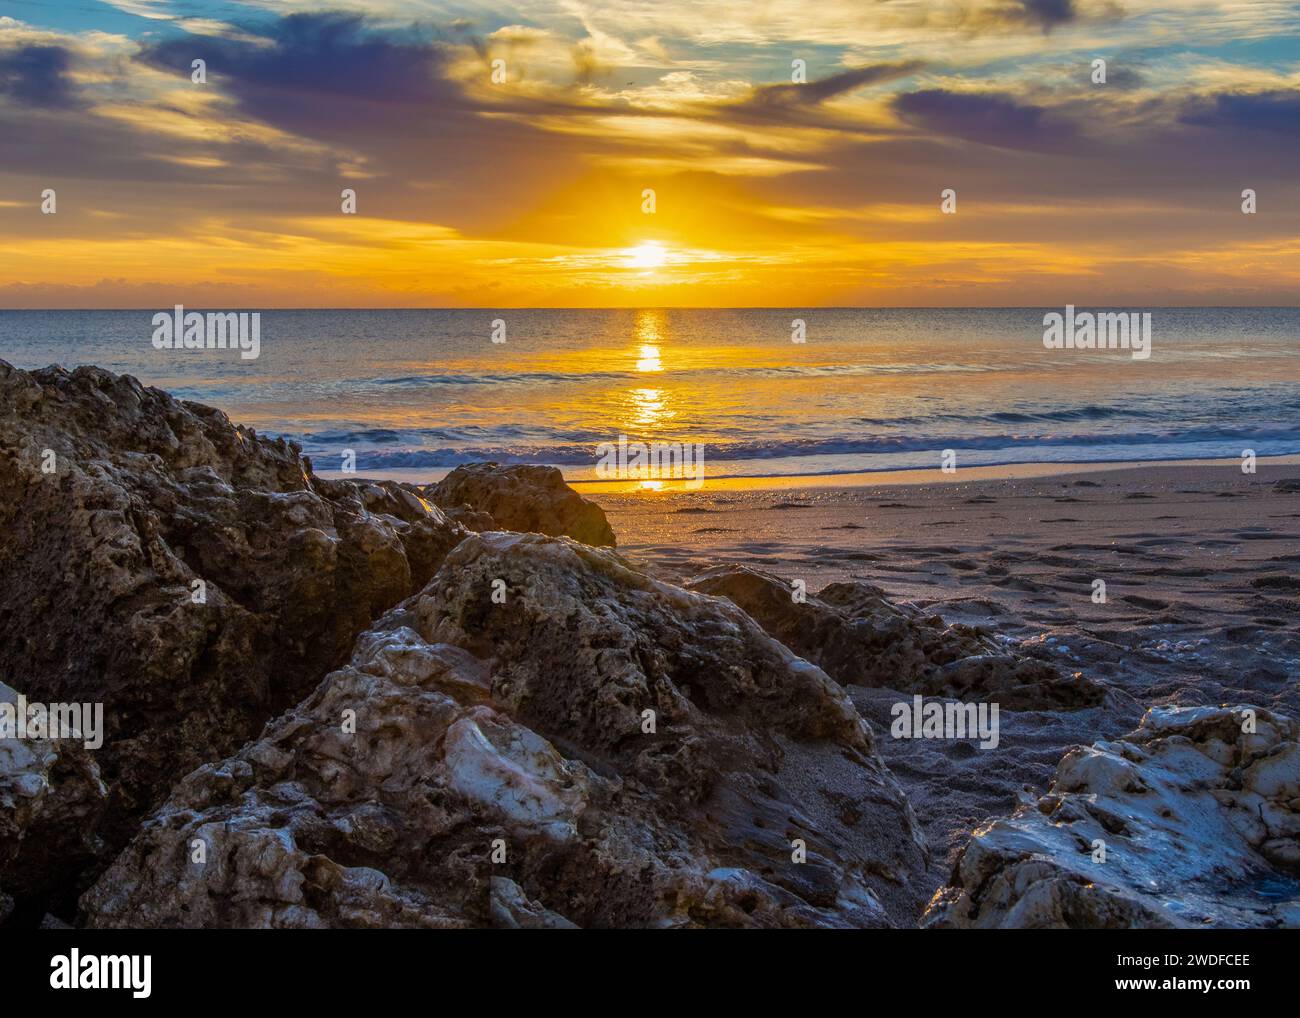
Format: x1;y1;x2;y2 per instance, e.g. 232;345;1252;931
294;424;1300;471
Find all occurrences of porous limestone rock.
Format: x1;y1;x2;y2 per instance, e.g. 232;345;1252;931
0;682;108;925
0;361;465;917
83;533;928;928
922;705;1300;928
427;462;616;547
687;565;1104;710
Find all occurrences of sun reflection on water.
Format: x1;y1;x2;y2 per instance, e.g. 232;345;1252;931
636;344;662;372
634;309;665;373
629;387;667;429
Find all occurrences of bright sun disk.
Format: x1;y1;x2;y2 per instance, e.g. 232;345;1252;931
625;242;667;269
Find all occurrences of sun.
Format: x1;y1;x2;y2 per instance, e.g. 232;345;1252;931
625;241;667;270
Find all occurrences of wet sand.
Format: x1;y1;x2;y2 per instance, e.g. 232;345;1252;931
592;461;1300;898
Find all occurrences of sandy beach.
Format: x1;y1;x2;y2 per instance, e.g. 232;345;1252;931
592;461;1300;897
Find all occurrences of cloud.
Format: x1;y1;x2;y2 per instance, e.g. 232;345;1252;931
892;88;1075;150
967;0;1081;33
1018;0;1078;30
136;12;456;105
0;44;79;108
746;62;927;110
1180;89;1300;138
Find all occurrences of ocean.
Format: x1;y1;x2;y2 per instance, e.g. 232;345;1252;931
3;307;1298;483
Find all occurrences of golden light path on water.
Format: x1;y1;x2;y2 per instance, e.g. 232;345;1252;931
628;308;670;433
617;309;686;491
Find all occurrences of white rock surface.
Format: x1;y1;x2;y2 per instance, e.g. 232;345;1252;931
924;704;1300;928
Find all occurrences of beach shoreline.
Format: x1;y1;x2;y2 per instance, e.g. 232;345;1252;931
321;453;1300;493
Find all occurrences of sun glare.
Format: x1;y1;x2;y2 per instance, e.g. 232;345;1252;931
625;241;667;270
636;344;662;372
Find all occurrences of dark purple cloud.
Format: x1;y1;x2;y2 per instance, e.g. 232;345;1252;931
892;88;1075;151
964;0;1084;33
1180;90;1300;137
0;44;78;108
137;12;461;111
1020;0;1077;30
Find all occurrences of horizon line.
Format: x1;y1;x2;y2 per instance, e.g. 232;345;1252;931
4;304;1300;313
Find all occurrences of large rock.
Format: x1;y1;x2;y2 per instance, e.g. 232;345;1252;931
0;361;465;918
83;533;928;928
80;627;494;929
687;565;1104;710
427;462;615;547
922;705;1300;929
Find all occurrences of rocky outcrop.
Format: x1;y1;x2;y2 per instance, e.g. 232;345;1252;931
687;565;1104;710
427;462;616;547
0;682;108;925
922;705;1300;928
83;533;928;928
0;361;465;919
80;628;493;929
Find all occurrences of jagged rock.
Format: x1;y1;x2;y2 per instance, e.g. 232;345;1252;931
427;462;616;547
687;565;1104;710
436;503;497;533
922;705;1300;929
0;361;465;919
0;682;108;925
1274;478;1300;493
83;533;928;928
81;629;493;928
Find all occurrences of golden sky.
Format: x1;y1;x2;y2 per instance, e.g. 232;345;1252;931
1;0;1298;307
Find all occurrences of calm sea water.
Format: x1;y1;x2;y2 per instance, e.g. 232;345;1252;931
2;308;1298;481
